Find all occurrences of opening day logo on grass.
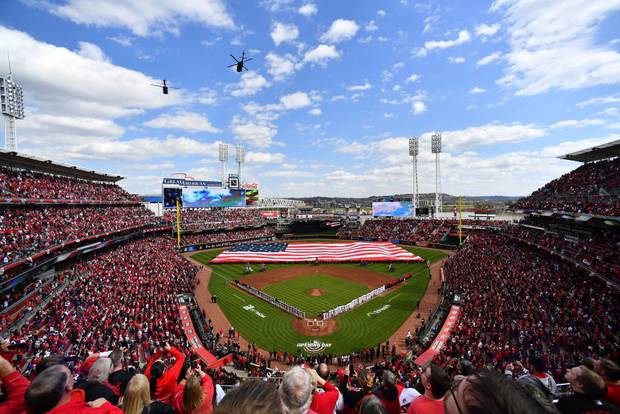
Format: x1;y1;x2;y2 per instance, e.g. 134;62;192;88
242;304;266;319
367;304;391;317
297;340;332;353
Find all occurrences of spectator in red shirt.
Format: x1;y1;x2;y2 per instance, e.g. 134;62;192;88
595;359;620;409
308;368;339;414
0;354;29;414
406;365;450;414
145;345;186;405
24;364;122;413
172;365;214;414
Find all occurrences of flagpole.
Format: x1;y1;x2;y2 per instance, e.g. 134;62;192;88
458;195;462;246
176;199;181;249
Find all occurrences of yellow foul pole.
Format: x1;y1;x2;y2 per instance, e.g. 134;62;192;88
458;195;462;245
176;199;181;249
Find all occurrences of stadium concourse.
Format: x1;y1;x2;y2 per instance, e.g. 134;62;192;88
0;148;619;414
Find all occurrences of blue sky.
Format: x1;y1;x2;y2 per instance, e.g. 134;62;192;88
1;0;619;197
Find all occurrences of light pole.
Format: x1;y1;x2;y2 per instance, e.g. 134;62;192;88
431;133;442;216
409;137;419;218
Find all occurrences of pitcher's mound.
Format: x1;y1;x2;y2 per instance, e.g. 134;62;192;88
291;318;339;336
306;288;324;297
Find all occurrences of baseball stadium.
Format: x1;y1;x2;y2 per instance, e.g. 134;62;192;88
1;2;620;414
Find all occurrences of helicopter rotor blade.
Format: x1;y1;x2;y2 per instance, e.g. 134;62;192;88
244;57;253;63
230;54;240;63
243;66;248;71
150;84;163;88
227;63;237;68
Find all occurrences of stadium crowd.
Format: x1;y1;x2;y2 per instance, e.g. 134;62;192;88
503;225;620;280
1;205;163;267
337;218;505;244
513;157;620;215
439;233;619;380
181;228;275;246
0;166;139;202
164;208;267;232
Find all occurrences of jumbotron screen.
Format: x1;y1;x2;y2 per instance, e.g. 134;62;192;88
163;187;183;208
182;188;246;208
372;201;413;217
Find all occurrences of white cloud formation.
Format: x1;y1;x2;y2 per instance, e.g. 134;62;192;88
576;94;620;108
494;0;620;95
412;101;427;114
477;52;502;66
45;0;234;36
298;3;318;16
470;86;486;94
143;110;221;133
439;123;545;151
346;82;372;91
320;19;359;43
302;44;341;65
229;71;269;97
230;116;278;149
265;52;298;81
424;30;471;51
280;92;311;109
309;108;322;116
245;151;285;163
270;22;299;46
475;23;500;37
549;118;605;129
448;56;466;63
405;74;421;83
365;20;378;32
76;41;110;62
377;9;386;17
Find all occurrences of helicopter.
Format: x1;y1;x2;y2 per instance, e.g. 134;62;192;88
150;79;179;95
228;51;253;72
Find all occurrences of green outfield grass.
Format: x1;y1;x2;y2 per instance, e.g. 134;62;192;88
262;273;369;316
192;245;448;355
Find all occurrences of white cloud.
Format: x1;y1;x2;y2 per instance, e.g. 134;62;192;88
346;82;372;91
76;41;110;62
302;44;341;65
549;118;606;129
143;111;221;133
229;71;269;97
280;92;311;109
191;87;218;105
475;23;500;37
260;0;294;12
576;94;620;108
320;19;359;43
470;86;486;94
412;101;427;114
384;112;394;118
494;0;620;95
270;22;299;46
595;107;619;117
309;108;322;116
424;30;471;51
405;74;421;83
365;20;378;32
265;52;298;81
230;117;278;149
377;9;386;17
45;0;235;36
298;3;318;16
439;123;545;151
448;56;466;63
108;35;133;47
477;52;502;66
245;152;285;163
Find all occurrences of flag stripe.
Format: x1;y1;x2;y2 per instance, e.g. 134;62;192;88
211;242;424;263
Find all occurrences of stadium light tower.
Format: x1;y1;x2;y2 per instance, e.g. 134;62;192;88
235;144;244;183
218;142;228;186
409;136;419;218
1;68;25;151
431;133;442;215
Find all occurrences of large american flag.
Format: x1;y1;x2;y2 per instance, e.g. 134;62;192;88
210;241;424;263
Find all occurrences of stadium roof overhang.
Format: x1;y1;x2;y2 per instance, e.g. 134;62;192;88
0;149;123;182
559;139;620;163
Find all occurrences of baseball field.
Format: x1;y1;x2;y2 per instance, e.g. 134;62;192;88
192;244;447;355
